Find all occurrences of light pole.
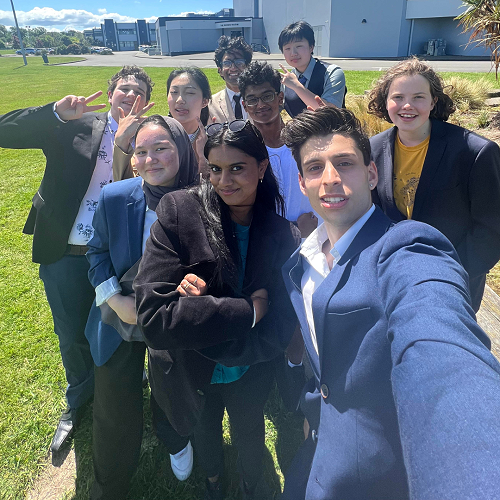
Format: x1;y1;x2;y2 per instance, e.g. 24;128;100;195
10;0;27;65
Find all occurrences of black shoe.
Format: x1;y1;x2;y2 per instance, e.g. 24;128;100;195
204;476;223;500
49;408;74;452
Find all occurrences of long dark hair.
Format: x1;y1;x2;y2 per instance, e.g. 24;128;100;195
191;121;284;288
166;67;212;126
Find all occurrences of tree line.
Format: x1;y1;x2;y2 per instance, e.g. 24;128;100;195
0;24;93;54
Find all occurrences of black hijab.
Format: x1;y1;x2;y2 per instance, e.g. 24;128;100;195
139;115;199;210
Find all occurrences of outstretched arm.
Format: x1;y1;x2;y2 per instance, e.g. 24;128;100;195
381;222;500;499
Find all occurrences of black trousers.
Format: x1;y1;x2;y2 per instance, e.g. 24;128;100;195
194;360;274;490
90;340;189;500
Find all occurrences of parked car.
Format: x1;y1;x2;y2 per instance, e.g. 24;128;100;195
15;48;36;55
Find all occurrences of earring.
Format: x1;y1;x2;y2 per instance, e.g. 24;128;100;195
369;184;373;188
260;178;263;183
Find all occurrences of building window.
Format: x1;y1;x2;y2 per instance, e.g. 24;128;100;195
117;29;136;35
119;41;138;48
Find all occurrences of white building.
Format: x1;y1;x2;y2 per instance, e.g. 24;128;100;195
155;15;266;56
233;0;488;57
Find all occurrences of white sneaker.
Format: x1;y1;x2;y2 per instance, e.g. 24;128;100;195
170;441;193;481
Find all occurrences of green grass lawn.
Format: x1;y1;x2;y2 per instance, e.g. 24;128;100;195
1;58;500;499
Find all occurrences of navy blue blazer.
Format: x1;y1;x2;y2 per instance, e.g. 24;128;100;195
85;177;145;366
370;119;500;311
281;207;500;500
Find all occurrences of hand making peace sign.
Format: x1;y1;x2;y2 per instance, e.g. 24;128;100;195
54;91;107;121
279;64;303;91
115;95;155;152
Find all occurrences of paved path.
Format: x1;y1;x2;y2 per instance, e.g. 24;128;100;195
6;52;495;73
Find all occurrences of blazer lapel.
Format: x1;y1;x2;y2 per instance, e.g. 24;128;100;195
379;127;404;222
284;248;321;378
412;119;447;219
126;182;146;265
90;113;107;174
312;208;392;363
222;89;234;121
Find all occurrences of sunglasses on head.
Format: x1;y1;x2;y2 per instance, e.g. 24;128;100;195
206;119;252;137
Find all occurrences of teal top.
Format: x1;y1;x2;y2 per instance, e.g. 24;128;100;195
211;222;251;384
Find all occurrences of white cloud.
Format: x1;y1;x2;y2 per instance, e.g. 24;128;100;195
168;10;215;17
0;7;157;30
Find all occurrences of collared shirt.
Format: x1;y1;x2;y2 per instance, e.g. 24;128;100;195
300;204;375;354
225;86;248;120
68;112;118;246
292;57;346;109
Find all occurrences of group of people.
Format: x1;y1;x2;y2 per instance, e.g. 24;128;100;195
2;18;500;500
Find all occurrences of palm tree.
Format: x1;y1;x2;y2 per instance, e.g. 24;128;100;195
456;0;500;79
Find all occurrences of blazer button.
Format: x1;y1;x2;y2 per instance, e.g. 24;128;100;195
320;383;329;399
197;389;204;396
311;429;318;443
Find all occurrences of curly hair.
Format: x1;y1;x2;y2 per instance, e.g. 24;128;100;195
281;107;371;175
214;35;253;69
367;57;455;122
238;61;282;99
108;65;154;102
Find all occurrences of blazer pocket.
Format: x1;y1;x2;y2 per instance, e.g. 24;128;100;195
32;191;53;218
429;180;463;192
326;307;375;352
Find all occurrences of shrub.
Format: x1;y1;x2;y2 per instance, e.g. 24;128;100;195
477;109;490;128
443;76;492;111
345;95;392;137
65;43;81;55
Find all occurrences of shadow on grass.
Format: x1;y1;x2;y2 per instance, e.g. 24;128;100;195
61;382;303;500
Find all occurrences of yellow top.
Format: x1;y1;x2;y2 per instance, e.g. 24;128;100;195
393;134;430;219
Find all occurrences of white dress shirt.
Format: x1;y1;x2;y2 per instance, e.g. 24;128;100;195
300;205;375;354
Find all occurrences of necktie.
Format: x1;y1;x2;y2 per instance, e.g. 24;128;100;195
233;94;243;119
298;74;307;86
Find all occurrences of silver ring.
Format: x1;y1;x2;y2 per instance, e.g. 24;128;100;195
182;282;190;290
193;277;198;286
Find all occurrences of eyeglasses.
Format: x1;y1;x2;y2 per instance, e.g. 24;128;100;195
206;119;250;137
221;59;246;70
244;91;278;107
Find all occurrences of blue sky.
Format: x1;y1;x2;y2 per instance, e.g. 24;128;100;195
1;0;231;31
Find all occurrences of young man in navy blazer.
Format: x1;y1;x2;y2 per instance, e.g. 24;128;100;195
280;106;500;500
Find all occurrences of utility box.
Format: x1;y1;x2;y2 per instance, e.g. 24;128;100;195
425;39;446;56
435;39;446;56
42;53;49;64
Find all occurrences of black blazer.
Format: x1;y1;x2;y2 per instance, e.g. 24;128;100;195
370;119;500;311
134;189;301;435
0;103;107;264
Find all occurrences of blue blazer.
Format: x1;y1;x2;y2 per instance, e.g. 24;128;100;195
85;177;145;366
281;207;500;500
370;119;500;311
